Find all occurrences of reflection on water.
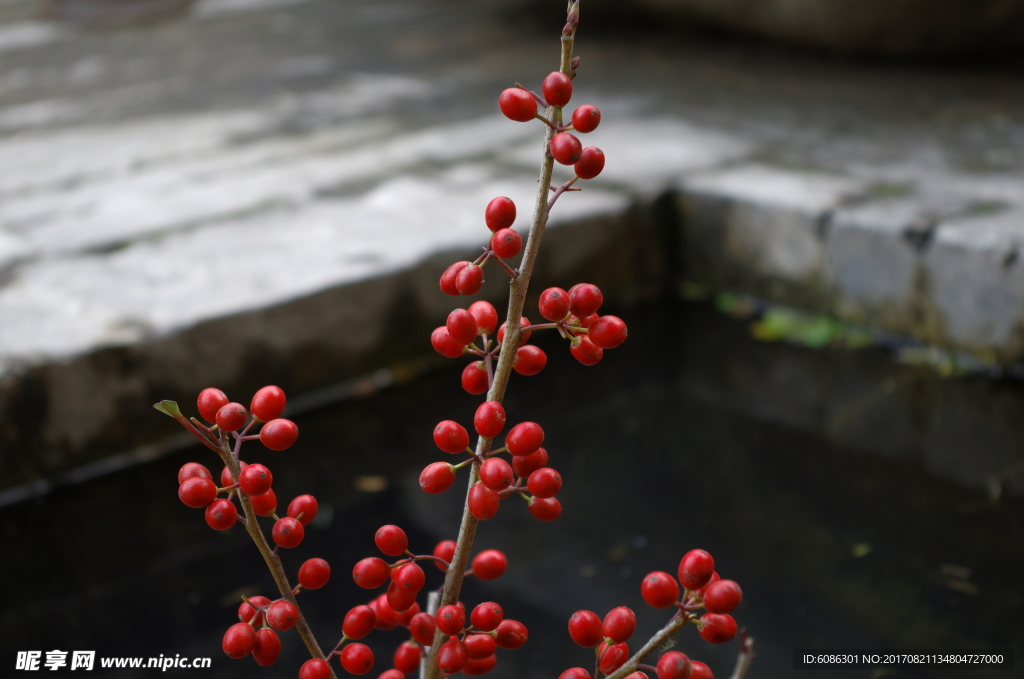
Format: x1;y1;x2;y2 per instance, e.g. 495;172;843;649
0;300;1020;678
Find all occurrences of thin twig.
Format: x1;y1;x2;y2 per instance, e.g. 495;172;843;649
604;612;692;679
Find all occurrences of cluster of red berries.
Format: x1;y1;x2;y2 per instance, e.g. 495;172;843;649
419;400;562;522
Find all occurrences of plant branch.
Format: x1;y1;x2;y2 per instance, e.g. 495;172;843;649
604;612;692;679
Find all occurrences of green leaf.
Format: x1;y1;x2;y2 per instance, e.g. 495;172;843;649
153;400;183;418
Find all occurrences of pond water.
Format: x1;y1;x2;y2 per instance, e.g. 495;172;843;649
1;298;1020;678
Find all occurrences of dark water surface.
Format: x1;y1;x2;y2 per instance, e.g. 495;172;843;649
1;300;1021;678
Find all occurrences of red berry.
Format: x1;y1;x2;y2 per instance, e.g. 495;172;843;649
703;580;743;614
251;488;277;516
298;558;331;590
599;642;630;674
434;420;470;453
288;494;319;525
498;88;537;122
267;600;298;631
251;385;286;422
177;462;212;484
419;462;456;494
690;661;714;679
222;622;256;659
220;461;246;487
538;287;571;321
433;539;456;570
471;602;503;632
396;601;421;627
698;613;737;644
178;477;217;508
512;447;548;478
496;317;532;344
550;132;582;165
252;627;281;667
513;345;547;376
569;283;603;317
198;388;229;423
485;196;517;232
542;71;573;106
260;418;298;451
238;596;270;625
216;402;248;432
529;496;562;521
571;335;604;365
494;619;528;649
568;310;599;329
468;482;500;520
300;659;332;679
575;146;605;179
456;265;485;295
469;300;499;334
603;606;637;643
393;641;421;674
506;421;544;456
387;579;418;613
352;557;390;589
568;610;603;648
369;594;399;630
471;549;507;580
491;228;522;259
409;612;437;645
441;261;470;295
474;401;506;438
437;637;469;673
560;669;592;679
462;361;489;395
393;562;426;593
589;315;628;349
374;525;409;556
340;642;374;675
480;457;514;491
697;572;721;594
342;605;376;639
436;604;466;636
431;326;466;358
271;517;304;549
379;671;405;679
641;571;680;609
239;463;273;496
656;651;692;679
678;549;715;590
462;655;498;675
205;498;238;530
571;104;601;133
527;467;562;498
447;309;479;345
465;633;497;659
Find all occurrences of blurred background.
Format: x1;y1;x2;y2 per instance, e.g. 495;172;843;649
0;0;1023;677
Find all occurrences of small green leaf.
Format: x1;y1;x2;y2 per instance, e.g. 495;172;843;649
153;400;183;418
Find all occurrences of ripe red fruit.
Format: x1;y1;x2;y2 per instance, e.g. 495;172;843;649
538;287;571;321
462;361;489;395
698;613;737;644
599;642;630;674
473;401;506;438
372;525;407;557
568;610;603;648
471;549;507;580
512;447;548;478
436;604;466;636
437;637;469;673
222;622;256;659
409;612;437;645
177;462;212;484
369;594;399;630
205;498;238;530
343;605;376;639
529;496;562;521
178;477;217;508
603;606;637;643
260;418;298;451
397;603;425;628
468;482;500;520
433;539;456;569
238;596;271;625
656;651;692;679
216;402;248;432
571;335;604;365
485;196;517;232
480;457;514;491
497;317;533;344
288;494;318;525
569;283;603;317
506;421;544;456
689;661;714;679
251;385;286;422
220;461;245;487
456;264;485;295
387;580;418;613
393;562;426;593
679;549;715;590
698;572;721;594
441;261;471;295
641;571;680;609
419;462;456;494
462;655;498;676
379;671;405;679
542;71;573;106
513;345;547;375
469;300;499;334
352;557;389;589
560;669;592;679
239;463;273;496
299;659;331;679
491;228;522;259
340;642;374;675
575;146;605;179
253;628;281;667
431;326;465;358
567;310;599;330
550;132;583;165
250;488;277;516
571;104;601;133
298;558;331;590
470;602;503;632
393;641;421;674
589;315;628;349
527;467;562;498
271;517;303;549
703;579;743;614
267;600;298;631
465;633;497;659
198;388;229;423
434;420;470;453
447;309;479;345
495;620;528;649
498;88;537;122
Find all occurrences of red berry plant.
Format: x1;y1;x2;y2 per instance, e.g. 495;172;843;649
154;3;754;679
